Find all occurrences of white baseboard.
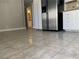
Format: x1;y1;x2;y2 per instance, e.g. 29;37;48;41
33;27;42;30
0;27;26;32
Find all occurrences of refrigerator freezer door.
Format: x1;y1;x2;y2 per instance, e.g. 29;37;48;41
48;0;58;30
42;13;48;30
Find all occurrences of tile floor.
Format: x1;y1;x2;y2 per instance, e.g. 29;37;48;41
0;29;79;59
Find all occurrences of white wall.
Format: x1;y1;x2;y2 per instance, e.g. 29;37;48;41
32;0;42;29
0;0;25;31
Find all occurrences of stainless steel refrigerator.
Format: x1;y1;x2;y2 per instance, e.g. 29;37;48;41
42;0;64;31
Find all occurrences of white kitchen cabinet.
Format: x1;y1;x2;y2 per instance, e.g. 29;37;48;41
63;10;79;31
63;11;74;30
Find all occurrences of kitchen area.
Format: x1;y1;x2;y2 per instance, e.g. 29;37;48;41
63;0;79;31
41;0;79;31
24;0;79;31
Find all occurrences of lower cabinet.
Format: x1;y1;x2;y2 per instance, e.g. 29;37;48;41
63;10;79;31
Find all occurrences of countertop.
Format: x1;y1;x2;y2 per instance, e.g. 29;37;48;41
64;8;79;12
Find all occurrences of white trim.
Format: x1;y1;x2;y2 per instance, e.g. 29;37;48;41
0;27;26;32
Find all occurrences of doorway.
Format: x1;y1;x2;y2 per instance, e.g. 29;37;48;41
24;3;33;29
26;6;33;29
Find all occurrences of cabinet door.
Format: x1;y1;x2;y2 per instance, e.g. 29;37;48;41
68;10;78;30
74;10;79;30
63;11;74;30
63;10;79;31
63;12;70;30
70;11;76;30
